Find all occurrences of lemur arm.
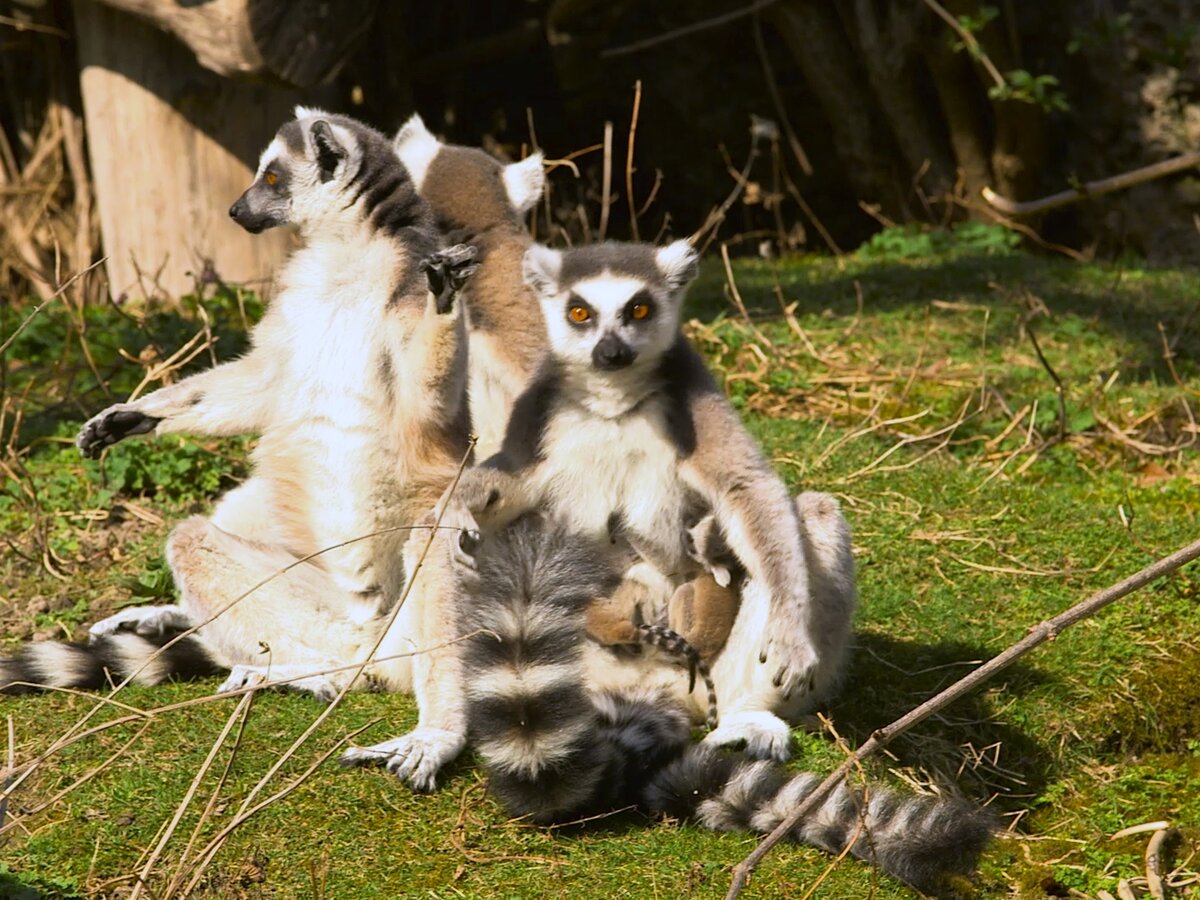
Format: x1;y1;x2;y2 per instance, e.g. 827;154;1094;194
450;361;559;531
76;350;281;458
391;245;478;427
678;390;816;688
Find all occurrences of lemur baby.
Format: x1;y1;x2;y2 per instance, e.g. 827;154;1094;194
446;240;857;759
447;513;992;897
392;114;547;458
2;109;478;789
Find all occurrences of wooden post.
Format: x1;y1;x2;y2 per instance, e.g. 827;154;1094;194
72;1;301;300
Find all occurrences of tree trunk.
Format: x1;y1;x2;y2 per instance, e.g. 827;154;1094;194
82;0;377;86
74;0;298;301
766;0;911;220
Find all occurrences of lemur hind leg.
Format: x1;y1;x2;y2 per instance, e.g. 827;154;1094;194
160;515;376;700
340;512;467;791
702;491;856;759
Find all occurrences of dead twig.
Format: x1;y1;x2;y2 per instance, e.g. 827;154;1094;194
1146;827;1179;900
724;536;1200;899
598;122;613;242
920;0;1005;88
625;80;642;241
602;0;782;58
0;258;106;356
983;153;1200;217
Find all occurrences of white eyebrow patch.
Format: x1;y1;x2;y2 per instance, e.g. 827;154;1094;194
256;137;285;176
570;274;645;317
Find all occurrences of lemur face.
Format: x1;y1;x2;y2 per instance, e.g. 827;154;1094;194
522;241;699;373
229;107;364;234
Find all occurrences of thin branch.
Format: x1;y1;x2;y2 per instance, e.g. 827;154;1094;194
0;258;106;356
920;0;1005;88
598;122;613;242
626;80;642;242
982;152;1200;217
725;536;1200;899
602;0;781;58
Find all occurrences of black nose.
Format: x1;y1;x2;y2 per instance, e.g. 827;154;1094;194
229;198;246;222
592;334;635;370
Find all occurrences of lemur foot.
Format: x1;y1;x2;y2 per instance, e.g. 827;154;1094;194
703;710;793;761
341;727;466;792
219;665;340;704
77;405;161;458
420;243;479;314
88;605;191;642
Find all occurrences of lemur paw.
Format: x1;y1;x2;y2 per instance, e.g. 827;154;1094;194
759;633;819;702
452;468;512;530
703;711;793;761
88;605;190;642
340;727;466;792
420;243;480;314
77;405;161;458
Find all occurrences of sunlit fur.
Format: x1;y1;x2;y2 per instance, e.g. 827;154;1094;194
450;240;858;761
5;110;476;791
393;113;548;458
460;515;992;897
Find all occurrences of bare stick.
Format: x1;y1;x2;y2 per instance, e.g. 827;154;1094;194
0;258;106;356
626;80;643;241
1145;827;1178;900
725;537;1200;899
130;689;254;900
602;0;781;58
599;122;613;241
982;152;1200;217
1025;317;1067;442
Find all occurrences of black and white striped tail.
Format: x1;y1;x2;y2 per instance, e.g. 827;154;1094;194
0;633;219;694
643;747;994;896
635;623;719;729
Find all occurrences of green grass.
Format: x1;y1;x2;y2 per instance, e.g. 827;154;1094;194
2;232;1198;898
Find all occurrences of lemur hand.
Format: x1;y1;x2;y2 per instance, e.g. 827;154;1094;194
452;467;518;532
759;625;818;703
420;243;480;315
77;405;161;458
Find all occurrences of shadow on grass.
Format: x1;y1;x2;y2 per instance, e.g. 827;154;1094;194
827;631;1055;810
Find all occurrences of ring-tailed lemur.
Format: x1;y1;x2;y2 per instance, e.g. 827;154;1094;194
1;109;480;790
392;114;547;459
442;240;857;760
444;513;992;896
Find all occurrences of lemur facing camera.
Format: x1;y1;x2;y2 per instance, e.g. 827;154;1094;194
451;513;992;898
445;239;858;760
1;108;480;790
392;114;548;459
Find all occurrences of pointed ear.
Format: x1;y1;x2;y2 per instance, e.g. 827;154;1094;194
712;565;732;589
310;120;347;182
294;104;326;120
502;153;545;215
522;243;562;296
656;240;699;291
393;113;432;150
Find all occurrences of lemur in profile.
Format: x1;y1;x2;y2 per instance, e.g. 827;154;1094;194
392;114;547;458
447;513;992;897
443;239;857;760
1;109;478;790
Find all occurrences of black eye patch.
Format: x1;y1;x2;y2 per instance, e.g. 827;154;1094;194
623;290;655;324
565;294;596;328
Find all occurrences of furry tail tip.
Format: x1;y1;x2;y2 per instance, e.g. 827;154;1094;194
1;633;219;694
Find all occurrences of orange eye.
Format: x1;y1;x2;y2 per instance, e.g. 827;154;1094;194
568;305;590;323
631;303;650;320
265;171;278;186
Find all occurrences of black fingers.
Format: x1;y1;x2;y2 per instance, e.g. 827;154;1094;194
78;409;161;458
420;243;480;314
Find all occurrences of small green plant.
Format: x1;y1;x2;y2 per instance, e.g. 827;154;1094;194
989;70;1070;113
856;222;1020;261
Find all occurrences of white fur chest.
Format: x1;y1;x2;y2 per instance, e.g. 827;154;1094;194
536;402;692;568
